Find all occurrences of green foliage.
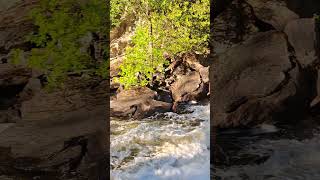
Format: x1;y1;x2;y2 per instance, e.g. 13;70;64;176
12;0;108;88
10;49;24;65
117;25;168;88
96;60;110;79
314;13;320;26
153;0;210;54
110;0;127;27
315;13;320;22
113;0;210;88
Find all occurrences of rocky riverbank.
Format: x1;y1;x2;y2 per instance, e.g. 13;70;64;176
110;19;210;119
0;1;108;179
212;0;320;179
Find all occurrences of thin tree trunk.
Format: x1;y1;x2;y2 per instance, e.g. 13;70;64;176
148;7;154;86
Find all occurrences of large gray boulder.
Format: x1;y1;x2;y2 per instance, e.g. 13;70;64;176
211;31;314;128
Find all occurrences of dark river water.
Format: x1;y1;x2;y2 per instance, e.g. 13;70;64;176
214;117;320;180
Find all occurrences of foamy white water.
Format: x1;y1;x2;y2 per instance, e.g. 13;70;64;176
216;131;320;179
110;105;210;180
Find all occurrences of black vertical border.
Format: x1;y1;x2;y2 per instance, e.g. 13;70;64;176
106;0;111;179
209;0;215;179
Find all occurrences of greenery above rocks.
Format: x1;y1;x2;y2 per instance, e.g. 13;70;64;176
11;0;108;89
111;0;210;89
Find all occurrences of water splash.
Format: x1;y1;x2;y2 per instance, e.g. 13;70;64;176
215;129;320;179
110;105;210;180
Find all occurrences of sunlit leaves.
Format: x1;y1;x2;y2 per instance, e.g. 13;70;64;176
12;0;108;88
116;24;165;88
116;0;210;88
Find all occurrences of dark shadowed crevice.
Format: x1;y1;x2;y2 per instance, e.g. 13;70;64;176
1;58;8;64
0;83;27;110
213;0;235;20
285;0;320;18
274;34;318;123
253;18;275;32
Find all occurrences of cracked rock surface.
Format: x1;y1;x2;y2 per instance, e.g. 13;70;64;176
212;30;317;128
211;0;320;128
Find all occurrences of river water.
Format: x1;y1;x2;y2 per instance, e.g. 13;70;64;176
214;121;320;180
110;104;210;180
110;103;320;180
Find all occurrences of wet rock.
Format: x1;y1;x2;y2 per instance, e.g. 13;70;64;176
155;89;173;103
111;87;172;119
211;31;313;128
284;18;318;67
